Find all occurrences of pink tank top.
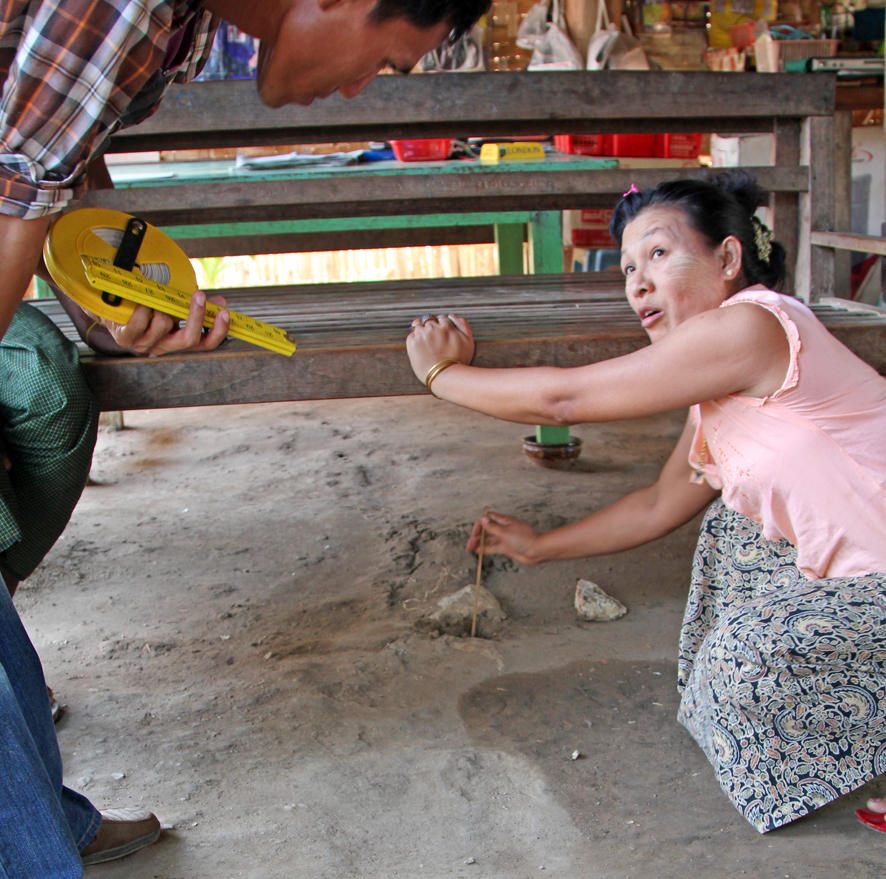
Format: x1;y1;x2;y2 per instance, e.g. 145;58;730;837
688;287;886;580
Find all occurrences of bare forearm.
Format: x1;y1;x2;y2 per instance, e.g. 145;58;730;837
431;364;580;426
52;286;136;355
526;483;692;560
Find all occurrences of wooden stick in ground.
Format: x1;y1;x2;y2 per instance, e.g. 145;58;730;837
470;520;487;638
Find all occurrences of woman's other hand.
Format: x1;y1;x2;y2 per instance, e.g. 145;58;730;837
467;511;542;565
406;313;475;383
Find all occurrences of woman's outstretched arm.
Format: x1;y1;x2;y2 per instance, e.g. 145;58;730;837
408;305;789;425
466;416;720;564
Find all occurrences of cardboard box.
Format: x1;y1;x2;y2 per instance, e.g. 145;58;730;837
562;208;615;248
851;124;885;244
710;132;774;167
562;157;703;247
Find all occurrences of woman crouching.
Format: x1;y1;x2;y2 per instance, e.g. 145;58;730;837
405;171;886;833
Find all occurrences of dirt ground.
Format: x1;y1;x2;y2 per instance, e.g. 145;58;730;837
16;397;884;878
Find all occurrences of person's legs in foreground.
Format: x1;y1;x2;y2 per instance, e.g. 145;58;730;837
0;575;98;877
0;303;99;597
678;499;886;832
0;303;160;873
0;302;100;720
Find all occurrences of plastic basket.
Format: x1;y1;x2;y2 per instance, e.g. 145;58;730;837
776;38;838;68
729;22;756;48
556;133;656;158
602;134;656;157
554;134;604;156
566;208;615;248
389;138;452;162
653;133;702;159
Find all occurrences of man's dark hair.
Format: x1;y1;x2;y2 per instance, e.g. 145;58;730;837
610;170;789;293
370;0;491;42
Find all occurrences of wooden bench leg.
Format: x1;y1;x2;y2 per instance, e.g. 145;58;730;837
833;110;853;300
799;115;836;303
527;212;575;455
32;278;55;300
494;222;525;275
528;211;565;274
99;411;125;430
536;425;571;443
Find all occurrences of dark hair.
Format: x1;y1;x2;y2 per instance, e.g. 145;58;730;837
609;170;788;293
370;0;490;41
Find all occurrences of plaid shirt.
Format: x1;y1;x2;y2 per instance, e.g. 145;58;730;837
0;0;217;218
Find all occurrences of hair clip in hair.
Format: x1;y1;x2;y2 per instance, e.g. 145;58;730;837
623;184;640;197
752;216;773;266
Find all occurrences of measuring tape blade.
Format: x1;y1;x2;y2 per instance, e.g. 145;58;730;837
44;208;296;356
82;258;296;356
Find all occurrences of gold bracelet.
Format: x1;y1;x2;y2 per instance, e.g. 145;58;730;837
84;321;98;347
425;359;461;398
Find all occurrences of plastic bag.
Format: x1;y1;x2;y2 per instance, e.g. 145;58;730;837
418;23;484;72
517;1;551;50
586;0;620;69
607;22;650;70
587;6;649;70
527;0;584;70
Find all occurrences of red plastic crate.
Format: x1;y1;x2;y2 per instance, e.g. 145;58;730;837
390;138;451;162
601;134;655;157
653;133;702;159
554;134;604;156
729;22;756;48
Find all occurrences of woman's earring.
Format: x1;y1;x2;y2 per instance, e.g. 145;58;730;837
726;269;734;276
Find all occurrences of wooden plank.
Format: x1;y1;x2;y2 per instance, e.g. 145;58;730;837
832;110;853;299
798;115;836;302
177;224;499;257
163;210;537;239
835;86;884;112
73;311;886;410
811;231;886;257
79;165;809;227
108;72;835;152
769;118;800;296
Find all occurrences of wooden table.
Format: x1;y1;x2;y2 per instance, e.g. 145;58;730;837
51;70;858;415
96;71;839;302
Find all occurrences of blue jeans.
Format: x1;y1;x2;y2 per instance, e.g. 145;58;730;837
0;582;100;878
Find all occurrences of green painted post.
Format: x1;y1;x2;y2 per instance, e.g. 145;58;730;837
161;212;539;241
527;211;564;275
494;223;525;275
528;211;569;445
32;278;53;299
536;425;571;444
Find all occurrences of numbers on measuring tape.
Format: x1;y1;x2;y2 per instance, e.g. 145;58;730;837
82;257;296;357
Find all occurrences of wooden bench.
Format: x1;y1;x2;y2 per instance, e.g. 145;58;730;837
45;70;877;413
91;71;839;301
31;275;886;411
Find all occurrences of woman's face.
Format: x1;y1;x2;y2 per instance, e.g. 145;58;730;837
620;205;736;343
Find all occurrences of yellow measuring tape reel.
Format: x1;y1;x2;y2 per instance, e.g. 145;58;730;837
44;208;295;356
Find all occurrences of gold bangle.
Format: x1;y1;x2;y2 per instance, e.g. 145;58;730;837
84;321;98;346
425;359;461;398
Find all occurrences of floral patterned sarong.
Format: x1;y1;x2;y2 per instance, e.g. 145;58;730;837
677;499;886;832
